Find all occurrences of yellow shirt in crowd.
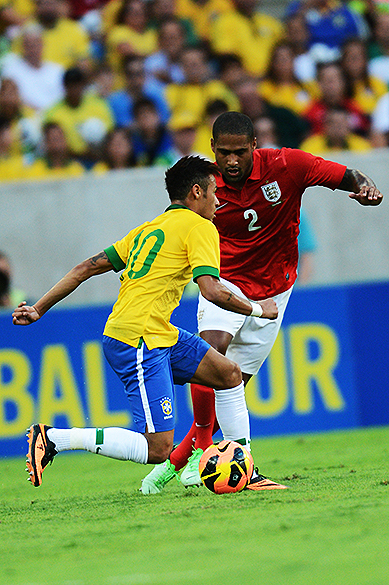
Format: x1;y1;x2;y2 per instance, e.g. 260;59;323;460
12;17;90;68
103;205;220;350
175;0;233;40
257;80;312;115
165;80;240;125
300;133;372;156
210;10;284;77
44;93;114;155
26;158;85;180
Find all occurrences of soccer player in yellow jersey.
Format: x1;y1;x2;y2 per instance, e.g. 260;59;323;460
13;156;278;490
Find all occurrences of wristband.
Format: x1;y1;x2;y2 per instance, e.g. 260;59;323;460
250;301;263;318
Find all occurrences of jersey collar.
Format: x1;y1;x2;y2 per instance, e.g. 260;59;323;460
165;203;190;211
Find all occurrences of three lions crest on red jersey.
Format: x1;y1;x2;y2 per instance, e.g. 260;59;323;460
261;181;281;203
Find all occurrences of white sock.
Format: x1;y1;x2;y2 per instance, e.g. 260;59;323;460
214;382;251;452
47;427;148;464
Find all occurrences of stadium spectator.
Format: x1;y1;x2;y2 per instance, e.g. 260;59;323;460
0;116;28;181
368;12;389;86
0;77;39;155
148;0;198;46
301;106;372;154
106;0;157;79
234;77;310;148
0;250;27;307
304;61;370;136
0;264;10;307
284;13;317;83
253;115;279;149
0;0;33;35
11;0;91;71
108;55;170;128
217;53;248;95
340;37;387;116
209;0;284;77
1;23;64;112
67;0;110;20
93;127;137;172
144;17;186;88
192;98;229;159
131;97;173;165
44;67;114;165
155;110;199;165
257;41;313;115
26;121;85;179
165;45;239;126
370;91;389;146
175;0;233;43
285;0;368;58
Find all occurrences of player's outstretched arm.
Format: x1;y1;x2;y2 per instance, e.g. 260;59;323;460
196;275;278;319
338;168;383;206
12;251;114;326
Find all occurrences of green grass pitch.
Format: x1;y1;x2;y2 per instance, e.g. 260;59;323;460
1;426;388;585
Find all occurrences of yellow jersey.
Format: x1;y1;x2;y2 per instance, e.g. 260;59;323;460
103;204;220;350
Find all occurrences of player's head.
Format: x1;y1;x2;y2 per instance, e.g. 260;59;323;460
165;156;219;220
211;112;256;187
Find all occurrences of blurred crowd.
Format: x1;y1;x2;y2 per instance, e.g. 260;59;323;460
0;0;389;181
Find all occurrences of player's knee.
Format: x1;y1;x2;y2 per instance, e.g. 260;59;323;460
219;360;242;389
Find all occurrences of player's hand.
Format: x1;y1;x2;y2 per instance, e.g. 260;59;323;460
259;298;278;320
349;185;383;206
12;302;41;325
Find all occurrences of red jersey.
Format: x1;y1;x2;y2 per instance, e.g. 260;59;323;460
214;148;346;300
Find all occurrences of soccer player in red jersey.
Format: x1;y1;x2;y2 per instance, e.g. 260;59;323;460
141;111;383;494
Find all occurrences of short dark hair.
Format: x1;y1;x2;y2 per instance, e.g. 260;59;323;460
212;111;254;142
165;156;218;202
63;67;86;86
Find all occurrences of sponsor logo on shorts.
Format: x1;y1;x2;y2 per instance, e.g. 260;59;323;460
261;181;281;203
160;397;173;419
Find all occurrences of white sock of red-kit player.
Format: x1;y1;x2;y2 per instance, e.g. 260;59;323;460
214;381;251;452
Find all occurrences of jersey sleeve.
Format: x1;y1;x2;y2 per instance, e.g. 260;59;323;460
104;224;146;272
284;148;347;191
186;220;220;281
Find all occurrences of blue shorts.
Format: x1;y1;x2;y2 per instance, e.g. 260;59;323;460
102;328;210;434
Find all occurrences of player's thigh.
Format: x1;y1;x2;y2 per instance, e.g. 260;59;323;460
103;335;175;435
190;345;242;390
227;287;293;375
197;280;247;338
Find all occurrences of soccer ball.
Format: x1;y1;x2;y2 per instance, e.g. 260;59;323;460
199;440;254;494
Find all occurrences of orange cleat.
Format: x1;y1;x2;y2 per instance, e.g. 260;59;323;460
245;473;289;491
26;424;57;487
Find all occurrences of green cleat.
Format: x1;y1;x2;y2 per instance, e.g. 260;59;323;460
140;460;178;494
180;448;203;488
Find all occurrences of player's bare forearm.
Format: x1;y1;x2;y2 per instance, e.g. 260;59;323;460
338;168;383;206
12;251;113;325
196;275;278;319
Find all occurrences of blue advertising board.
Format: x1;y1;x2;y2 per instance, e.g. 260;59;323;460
0;281;388;458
